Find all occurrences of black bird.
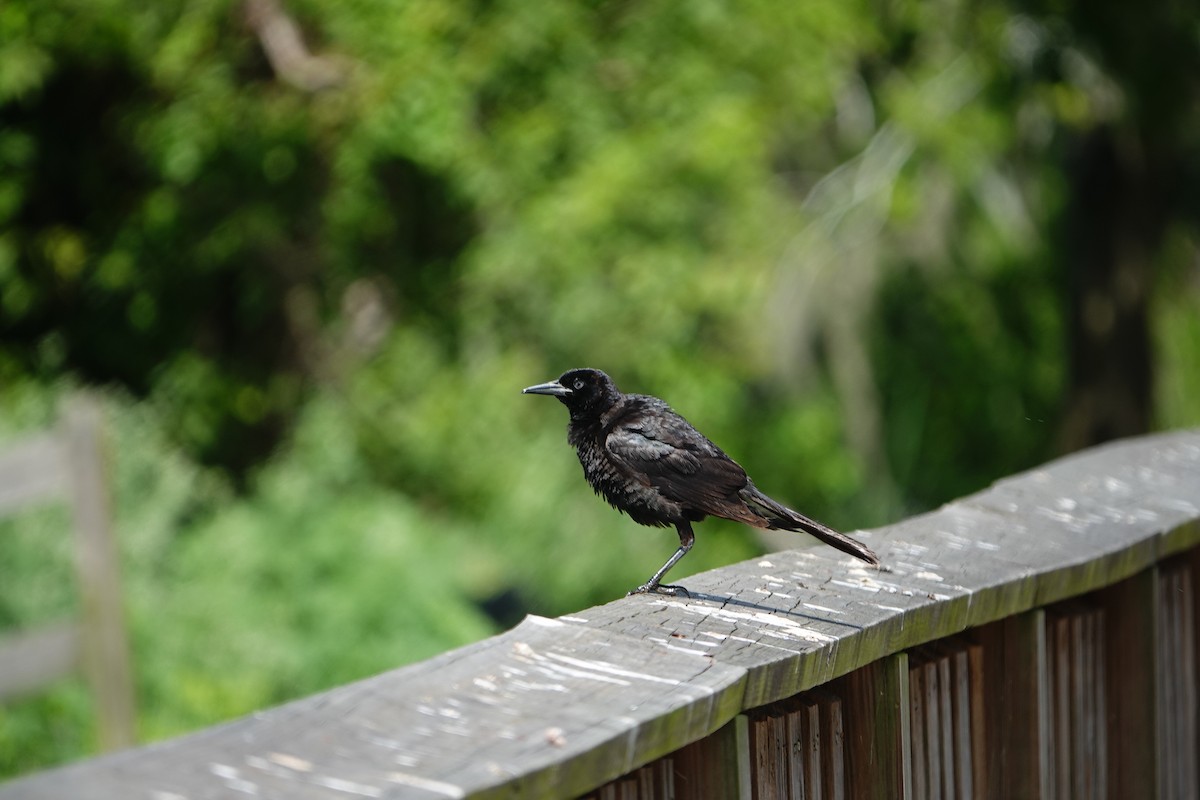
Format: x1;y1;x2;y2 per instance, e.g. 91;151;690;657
523;368;880;596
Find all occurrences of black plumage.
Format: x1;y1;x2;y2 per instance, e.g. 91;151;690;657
523;368;880;596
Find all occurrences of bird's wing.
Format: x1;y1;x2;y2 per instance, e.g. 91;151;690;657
604;411;759;521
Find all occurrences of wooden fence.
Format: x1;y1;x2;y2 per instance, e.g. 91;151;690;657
3;429;1199;799
0;395;135;752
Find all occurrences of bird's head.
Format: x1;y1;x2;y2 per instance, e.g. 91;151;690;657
523;368;621;417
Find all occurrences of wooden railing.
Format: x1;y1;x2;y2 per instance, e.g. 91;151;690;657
3;430;1199;799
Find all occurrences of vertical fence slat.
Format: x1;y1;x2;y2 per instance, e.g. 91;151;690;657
910;663;926;800
839;652;910;800
1051;613;1070;800
1098;567;1159;799
967;643;985;800
1070;613;1086;799
1191;546;1200;791
936;656;954;798
656;758;674;800
1176;563;1199;798
785;701;808;800
924;659;942;800
1092;608;1107;800
1155;561;1200;799
978;609;1048;799
1158;570;1177;800
1085;609;1103;800
1043;604;1107;800
748;709;788;800
803;700;823;800
950;648;974;799
821;692;846;800
670;718;744;800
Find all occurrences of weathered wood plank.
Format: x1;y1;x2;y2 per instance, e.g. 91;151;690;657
1094;606;1108;800
923;658;942;800
837;653;909;800
1174;562;1199;798
921;642;972;799
581;756;672;800
816;691;845;800
1072;610;1099;800
935;654;953;798
977;610;1048;799
2;617;747;800
749;693;845;799
783;700;808;800
802;698;822;799
947;645;975;800
1049;611;1069;799
965;643;984;800
1044;604;1103;800
748;708;788;799
1156;560;1199;798
1156;567;1175;799
670;718;742;800
3;430;1199;799
1098;567;1158;799
909;661;926;800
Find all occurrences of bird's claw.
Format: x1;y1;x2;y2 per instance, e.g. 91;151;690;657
627;582;691;598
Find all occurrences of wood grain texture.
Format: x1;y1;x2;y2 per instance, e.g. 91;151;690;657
747;707;789;800
837;653;910;800
907;641;979;800
1043;603;1104;800
4;430;1200;799
977;610;1049;800
4;616;746;800
1097;567;1159;800
1155;560;1198;799
784;700;809;800
670;718;743;800
816;691;845;800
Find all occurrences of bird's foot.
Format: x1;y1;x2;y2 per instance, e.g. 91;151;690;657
627;582;691;598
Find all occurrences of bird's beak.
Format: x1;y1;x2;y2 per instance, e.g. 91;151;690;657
522;380;572;397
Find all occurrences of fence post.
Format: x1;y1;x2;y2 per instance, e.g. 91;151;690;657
62;395;136;751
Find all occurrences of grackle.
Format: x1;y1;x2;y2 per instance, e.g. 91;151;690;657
523;368;880;596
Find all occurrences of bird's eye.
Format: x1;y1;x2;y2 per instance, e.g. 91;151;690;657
573;379;585;390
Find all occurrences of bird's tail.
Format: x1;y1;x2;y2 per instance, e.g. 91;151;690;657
741;484;880;567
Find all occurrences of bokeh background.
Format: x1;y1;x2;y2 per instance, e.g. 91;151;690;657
2;0;1198;779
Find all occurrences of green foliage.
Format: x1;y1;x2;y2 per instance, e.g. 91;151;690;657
2;0;1199;782
0;384;495;769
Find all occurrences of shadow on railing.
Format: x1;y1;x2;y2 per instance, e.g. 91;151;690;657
3;430;1199;799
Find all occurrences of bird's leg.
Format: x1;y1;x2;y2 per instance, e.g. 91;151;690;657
629;523;695;597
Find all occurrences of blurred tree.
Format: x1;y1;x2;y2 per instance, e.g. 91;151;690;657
1018;0;1200;449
